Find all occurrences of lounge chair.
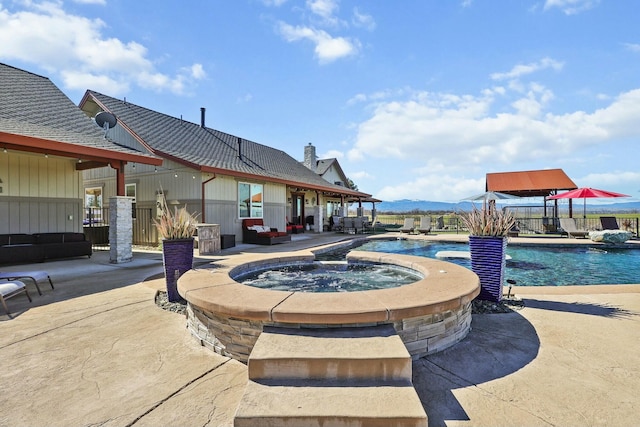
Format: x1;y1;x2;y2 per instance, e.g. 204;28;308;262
0;271;54;295
435;216;445;231
600;216;619;230
399;218;415;234
559;218;589;238
416;216;431;234
0;280;32;316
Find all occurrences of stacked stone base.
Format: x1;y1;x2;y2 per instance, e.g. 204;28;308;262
186;301;473;363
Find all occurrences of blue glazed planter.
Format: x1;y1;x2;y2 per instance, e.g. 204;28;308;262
162;238;194;302
468;236;507;302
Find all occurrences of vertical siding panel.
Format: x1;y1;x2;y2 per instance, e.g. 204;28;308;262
8;153;18;196
29;200;39;232
8;200;19;231
19;156;29;196
0;201;8;234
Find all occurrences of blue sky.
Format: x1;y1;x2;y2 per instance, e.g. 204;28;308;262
2;0;639;203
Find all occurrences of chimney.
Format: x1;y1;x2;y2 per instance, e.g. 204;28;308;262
304;143;317;172
237;137;242;160
200;107;206;128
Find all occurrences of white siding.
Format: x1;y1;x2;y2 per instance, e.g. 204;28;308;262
322;165;344;186
0;151;83;233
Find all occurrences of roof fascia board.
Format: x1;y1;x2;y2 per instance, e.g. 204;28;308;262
0;132;162;165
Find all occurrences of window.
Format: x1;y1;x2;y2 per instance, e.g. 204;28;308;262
125;183;136;202
126;183;137;219
84;186;103;224
239;182;263;218
85;187;102;208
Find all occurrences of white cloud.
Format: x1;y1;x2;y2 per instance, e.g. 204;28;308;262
236;93;253;103
0;2;205;96
277;22;359;63
307;0;338;21
188;63;206;79
491;57;564;81
376;174;485;202
352;7;375;31
72;0;106;4
543;0;599;15
262;0;289;6
320;149;344;159
624;43;640;53
349;170;372;179
350;86;640;195
578;171;640;189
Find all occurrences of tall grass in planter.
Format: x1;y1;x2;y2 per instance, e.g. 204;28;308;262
461;207;515;302
154;194;199;302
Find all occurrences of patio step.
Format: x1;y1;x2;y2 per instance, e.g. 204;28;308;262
234;380;427;427
234;324;427;426
247;325;413;382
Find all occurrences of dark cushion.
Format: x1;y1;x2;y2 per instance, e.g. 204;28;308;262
9;234;36;245
0;235;10;246
34;233;64;244
62;233;86;242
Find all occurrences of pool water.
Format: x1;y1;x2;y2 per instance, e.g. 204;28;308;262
316;239;640;287
236;263;423;292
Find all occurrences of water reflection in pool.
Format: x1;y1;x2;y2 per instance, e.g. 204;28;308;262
235;262;423;292
316;239;640;287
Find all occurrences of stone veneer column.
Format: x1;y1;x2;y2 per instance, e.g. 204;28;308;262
109;196;133;264
313;205;323;233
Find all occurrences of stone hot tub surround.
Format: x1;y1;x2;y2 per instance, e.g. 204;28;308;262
179;250;480;363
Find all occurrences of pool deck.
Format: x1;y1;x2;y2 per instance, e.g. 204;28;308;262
1;231;639;426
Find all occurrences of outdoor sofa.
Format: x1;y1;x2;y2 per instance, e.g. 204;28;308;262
242;219;291;245
0;232;92;265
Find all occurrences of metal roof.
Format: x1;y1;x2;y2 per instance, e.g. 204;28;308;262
486;169;577;197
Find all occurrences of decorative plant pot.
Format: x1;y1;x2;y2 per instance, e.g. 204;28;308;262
162;238;194;302
469;235;507;302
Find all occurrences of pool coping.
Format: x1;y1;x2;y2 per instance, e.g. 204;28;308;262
178;248;480;325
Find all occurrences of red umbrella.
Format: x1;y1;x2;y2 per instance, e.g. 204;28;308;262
548;187;630;218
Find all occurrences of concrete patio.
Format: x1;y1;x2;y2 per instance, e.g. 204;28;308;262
1;233;639;426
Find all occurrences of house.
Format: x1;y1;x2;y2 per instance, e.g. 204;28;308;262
0;63;161;236
78;91;371;242
302;143;380;227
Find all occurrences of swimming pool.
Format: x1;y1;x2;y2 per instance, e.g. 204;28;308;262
316;239;640;287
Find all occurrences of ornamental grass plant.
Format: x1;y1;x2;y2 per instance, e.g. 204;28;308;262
461;206;516;237
154;192;199;240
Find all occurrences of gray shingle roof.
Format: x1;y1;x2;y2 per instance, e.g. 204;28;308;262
86;90;367;196
0;63;157;161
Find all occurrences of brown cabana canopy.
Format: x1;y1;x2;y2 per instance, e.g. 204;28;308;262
486;169;577;197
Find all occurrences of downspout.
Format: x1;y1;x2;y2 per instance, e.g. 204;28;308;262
201;173;217;223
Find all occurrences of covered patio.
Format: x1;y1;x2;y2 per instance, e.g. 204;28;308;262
486;168;578;233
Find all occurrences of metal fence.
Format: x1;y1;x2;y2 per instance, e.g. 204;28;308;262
83;207;159;250
377;214;639;236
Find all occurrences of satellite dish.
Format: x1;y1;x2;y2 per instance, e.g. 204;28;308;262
95;111;117;137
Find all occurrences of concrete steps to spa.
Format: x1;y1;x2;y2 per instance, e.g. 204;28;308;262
234;325;428;427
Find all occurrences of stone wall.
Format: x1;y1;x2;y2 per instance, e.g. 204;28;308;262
186;301;473;363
